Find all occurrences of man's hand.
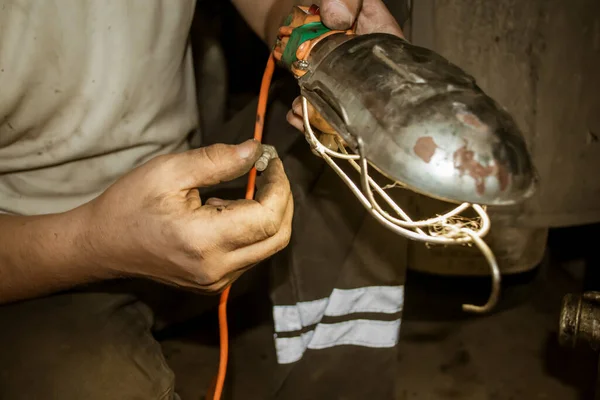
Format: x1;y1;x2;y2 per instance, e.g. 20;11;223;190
286;0;404;132
320;0;404;36
87;139;292;293
232;0;403;52
0;139;292;304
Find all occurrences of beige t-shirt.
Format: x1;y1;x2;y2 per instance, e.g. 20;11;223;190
0;0;199;216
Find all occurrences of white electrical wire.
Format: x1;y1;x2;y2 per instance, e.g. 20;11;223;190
301;96;501;314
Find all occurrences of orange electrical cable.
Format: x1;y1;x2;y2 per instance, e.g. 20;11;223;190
210;53;276;400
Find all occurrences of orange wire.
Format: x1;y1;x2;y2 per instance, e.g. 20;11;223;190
211;53;276;400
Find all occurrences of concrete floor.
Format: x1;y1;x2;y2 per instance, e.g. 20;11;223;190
395;269;596;400
160;252;597;400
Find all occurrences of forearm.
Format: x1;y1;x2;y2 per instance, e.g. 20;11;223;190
0;205;111;304
232;0;314;46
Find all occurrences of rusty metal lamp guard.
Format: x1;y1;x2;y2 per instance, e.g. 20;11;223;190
300;96;501;314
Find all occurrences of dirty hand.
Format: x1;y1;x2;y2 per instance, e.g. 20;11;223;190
85;140;293;293
286;0;404;132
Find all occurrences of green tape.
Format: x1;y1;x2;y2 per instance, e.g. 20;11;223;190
281;21;332;68
282;14;293;27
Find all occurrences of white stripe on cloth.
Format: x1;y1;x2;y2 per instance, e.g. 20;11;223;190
273;298;328;333
272;285;404;364
273;285;404;333
274;332;315;365
274;319;402;364
326;286;404;317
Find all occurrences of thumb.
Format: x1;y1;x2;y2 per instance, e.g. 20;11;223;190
173;139;263;189
321;0;362;30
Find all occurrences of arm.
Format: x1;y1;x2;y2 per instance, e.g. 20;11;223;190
0;207;109;304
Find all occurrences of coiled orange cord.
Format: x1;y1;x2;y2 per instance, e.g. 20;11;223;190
209;53;276;400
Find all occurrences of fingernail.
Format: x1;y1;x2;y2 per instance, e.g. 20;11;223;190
237;139;259;159
206;197;225;206
323;2;353;29
286;110;295;122
292;99;302;115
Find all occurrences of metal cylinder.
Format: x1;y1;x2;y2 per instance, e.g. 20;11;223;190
254;144;279;172
559;292;600;351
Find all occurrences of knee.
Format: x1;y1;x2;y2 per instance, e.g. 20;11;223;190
0;293;175;400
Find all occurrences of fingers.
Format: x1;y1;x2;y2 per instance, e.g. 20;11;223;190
292;97;302;116
170;140;263;189
196;158;292;249
194;194;293;293
355;0;404;37
287;97;304;132
288;97;339;136
321;0;362;30
225;194;293;275
185;188;202;209
287;109;305;132
254;158;291;224
320;0;404;38
204;197;234;207
147;155;292;295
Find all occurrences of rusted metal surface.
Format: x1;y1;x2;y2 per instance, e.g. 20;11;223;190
413;136;437;163
297;33;537;206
